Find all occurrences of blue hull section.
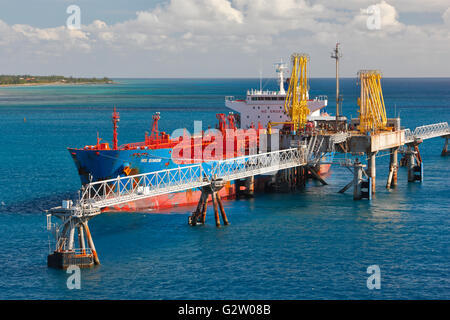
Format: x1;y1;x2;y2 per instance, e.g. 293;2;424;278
68;148;217;185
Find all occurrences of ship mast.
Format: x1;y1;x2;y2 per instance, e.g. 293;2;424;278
112;106;120;150
331;42;342;131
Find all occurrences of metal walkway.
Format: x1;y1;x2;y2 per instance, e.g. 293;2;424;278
404;122;449;143
80;147;308;210
57;122;450;211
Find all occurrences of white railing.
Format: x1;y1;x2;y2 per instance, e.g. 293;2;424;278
79;148;308;210
329;132;349;145
211;148;307;181
81;164;207;208
405;122;449;143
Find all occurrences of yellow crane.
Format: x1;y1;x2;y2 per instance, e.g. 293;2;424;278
357;70;387;133
268;53;310;134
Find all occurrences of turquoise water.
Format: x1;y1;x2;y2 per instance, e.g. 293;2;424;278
0;78;449;299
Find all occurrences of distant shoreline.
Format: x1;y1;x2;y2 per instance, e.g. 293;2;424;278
0;81;117;88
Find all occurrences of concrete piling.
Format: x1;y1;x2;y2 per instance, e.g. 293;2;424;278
386;147;398;189
392;148;398;186
245;176;254;197
406;145;423;182
352;159;371;200
367;152;376;193
353;159;364;200
68;223;76;250
236;176;255;198
78;226;86;254
407;149;416;182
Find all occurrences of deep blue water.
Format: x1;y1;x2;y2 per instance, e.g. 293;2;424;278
0;78;449;299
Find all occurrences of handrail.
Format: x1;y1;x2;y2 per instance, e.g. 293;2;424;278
79;148;309;209
405;122;449;143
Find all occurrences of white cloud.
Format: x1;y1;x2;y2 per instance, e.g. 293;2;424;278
0;0;449;77
315;0;450;13
443;7;450;25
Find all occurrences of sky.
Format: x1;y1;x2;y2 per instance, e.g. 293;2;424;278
0;0;449;78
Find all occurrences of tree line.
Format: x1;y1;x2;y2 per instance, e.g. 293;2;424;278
0;75;112;85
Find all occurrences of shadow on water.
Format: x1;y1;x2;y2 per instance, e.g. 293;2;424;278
0;191;78;214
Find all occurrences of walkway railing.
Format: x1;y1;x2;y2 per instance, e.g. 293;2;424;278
80;148;308;209
405;122;449;143
211;148;307;181
81;164;207;209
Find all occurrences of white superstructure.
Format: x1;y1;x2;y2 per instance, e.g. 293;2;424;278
225;61;328;129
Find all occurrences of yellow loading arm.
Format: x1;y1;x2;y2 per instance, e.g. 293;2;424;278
284;53;310;132
357;70;387;133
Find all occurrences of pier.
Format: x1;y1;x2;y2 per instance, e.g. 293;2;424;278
45;50;450;269
46;147;313;268
46;120;449;269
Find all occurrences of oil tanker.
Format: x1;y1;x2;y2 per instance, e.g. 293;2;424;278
68;63;329;212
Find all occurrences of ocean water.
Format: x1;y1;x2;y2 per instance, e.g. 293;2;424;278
0;78;449;299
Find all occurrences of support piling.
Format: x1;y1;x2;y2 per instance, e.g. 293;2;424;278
189;179;227;227
442;136;449;156
82;221;100;265
212;192;220;227
353;160;364;200
386;147;398;189
216;193;229;226
367;152;376;194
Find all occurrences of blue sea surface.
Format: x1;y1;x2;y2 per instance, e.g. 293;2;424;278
0;78;449;299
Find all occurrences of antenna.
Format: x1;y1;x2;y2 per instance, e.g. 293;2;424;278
331;42;342;131
274;59;288;94
259;70;262;93
259;58;263;93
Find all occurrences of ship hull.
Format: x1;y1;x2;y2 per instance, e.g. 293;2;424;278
69;138;333;213
106;182;237;212
69;148;182;185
